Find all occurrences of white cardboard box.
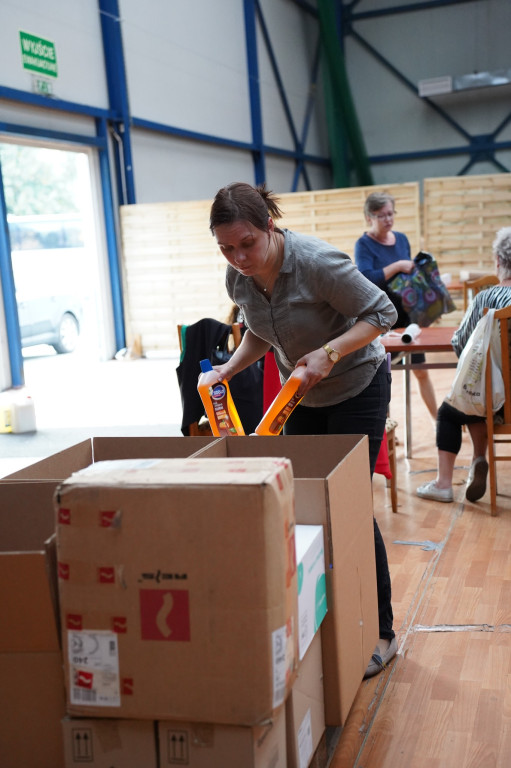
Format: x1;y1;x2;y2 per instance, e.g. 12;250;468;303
295;525;327;660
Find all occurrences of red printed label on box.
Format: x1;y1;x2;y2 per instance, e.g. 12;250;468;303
59;508;71;524
74;669;94;689
58;561;70;580
67;614;83;630
98;566;115;584
100;510;117;527
122;677;134;695
139;589;191;641
112;616;127;633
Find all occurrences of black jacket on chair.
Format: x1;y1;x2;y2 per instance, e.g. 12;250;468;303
176;318;264;435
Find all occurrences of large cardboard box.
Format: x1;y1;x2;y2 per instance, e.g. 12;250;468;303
3;436;216;481
0;546;66;767
158;706;287;768
194;435;379;726
56;457;298;725
286;631;325;768
62;717;157;768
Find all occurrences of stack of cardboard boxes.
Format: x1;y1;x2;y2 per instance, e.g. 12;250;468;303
0;433;377;768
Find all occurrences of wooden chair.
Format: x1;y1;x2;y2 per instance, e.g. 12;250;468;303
386;418;398;513
177;322;242;436
484;305;511;516
463;274;499;311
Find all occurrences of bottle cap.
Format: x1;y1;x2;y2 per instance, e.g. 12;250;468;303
200;359;213;373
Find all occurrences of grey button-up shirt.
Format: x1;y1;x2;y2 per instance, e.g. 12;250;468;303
226;229;397;407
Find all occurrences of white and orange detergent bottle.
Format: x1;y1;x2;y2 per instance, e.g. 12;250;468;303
254;365;307;436
197;359;245;437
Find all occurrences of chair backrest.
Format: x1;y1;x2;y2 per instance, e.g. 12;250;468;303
177;322;242;358
484;304;511;426
463;274;500;310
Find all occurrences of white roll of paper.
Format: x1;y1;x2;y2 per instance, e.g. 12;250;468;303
401;323;421;343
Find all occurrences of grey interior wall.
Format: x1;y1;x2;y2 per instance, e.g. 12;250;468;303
119;0;331;201
345;0;511;185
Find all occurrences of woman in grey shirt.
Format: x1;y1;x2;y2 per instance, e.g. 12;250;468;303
209;181;398;678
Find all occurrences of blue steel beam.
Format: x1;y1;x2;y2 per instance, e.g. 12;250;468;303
98;0;136;205
244;0;266;184
255;0;312;190
0;120;105;148
0;84;113;119
347;0;481;22
0;159;24;387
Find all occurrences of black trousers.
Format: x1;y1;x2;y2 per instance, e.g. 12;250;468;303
436;400;486;454
284;361;394;640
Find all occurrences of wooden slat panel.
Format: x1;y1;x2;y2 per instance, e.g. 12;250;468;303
119;183;420;352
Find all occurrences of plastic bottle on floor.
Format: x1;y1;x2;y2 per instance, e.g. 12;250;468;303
197;359;245;436
254;366;307;436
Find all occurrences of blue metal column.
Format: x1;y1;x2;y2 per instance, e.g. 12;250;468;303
243;0;266;185
0;159;24;388
96;118;126;350
98;0;136;205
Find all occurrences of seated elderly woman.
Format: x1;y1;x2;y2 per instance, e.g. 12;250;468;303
416;226;511;503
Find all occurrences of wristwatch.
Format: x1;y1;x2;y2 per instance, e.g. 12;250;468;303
323;344;341;364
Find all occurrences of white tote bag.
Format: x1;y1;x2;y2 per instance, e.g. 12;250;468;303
446;309;505;417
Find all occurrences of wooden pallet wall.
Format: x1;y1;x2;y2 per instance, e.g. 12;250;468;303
423;173;511;328
423;173;511;273
120;199;232;352
119;183;420;353
277;182;421;259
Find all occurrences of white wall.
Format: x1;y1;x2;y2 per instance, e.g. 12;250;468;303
345;0;511;184
119;0;331;200
1;0;108;108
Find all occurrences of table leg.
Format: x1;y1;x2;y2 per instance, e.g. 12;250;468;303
403;355;412;458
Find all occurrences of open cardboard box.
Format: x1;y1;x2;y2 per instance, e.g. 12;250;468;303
193;434;379;726
0;518;66;766
2;432;377;727
0;436;215;767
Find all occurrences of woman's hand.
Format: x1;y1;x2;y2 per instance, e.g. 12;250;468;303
293;350;335;396
398;259;414;274
383;259;415;281
211;361;236;382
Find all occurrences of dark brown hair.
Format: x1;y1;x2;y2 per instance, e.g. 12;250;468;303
209;182;283;233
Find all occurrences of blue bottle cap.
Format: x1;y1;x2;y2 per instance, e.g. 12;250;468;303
200;359;213;373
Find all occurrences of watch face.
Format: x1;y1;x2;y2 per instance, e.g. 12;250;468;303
330;350;340;362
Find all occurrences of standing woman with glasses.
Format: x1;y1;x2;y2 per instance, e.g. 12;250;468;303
354;192;438;422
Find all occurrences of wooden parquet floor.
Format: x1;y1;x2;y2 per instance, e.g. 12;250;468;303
329;360;511;768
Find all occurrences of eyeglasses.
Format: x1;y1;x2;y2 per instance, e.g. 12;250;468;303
372;211;396;220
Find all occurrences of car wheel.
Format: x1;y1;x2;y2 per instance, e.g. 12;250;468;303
53;312;80;354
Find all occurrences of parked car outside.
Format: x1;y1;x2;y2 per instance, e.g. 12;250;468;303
17;292;83;354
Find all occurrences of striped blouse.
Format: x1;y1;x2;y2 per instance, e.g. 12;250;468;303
451;284;511;357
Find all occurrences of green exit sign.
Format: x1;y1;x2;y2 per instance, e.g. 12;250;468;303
19;31;58;78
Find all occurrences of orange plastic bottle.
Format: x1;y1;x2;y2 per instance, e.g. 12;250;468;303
197;359;245;436
254;366;307;436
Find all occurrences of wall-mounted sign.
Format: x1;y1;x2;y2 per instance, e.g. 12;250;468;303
19;31;58;78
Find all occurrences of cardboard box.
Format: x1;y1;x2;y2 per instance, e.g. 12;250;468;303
56;457;298;725
3;436;216;481
295;525;327;661
158;706;286;768
286;632;325;768
0;513;66;767
193;435;379;726
0;653;66;768
62;717;157;768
